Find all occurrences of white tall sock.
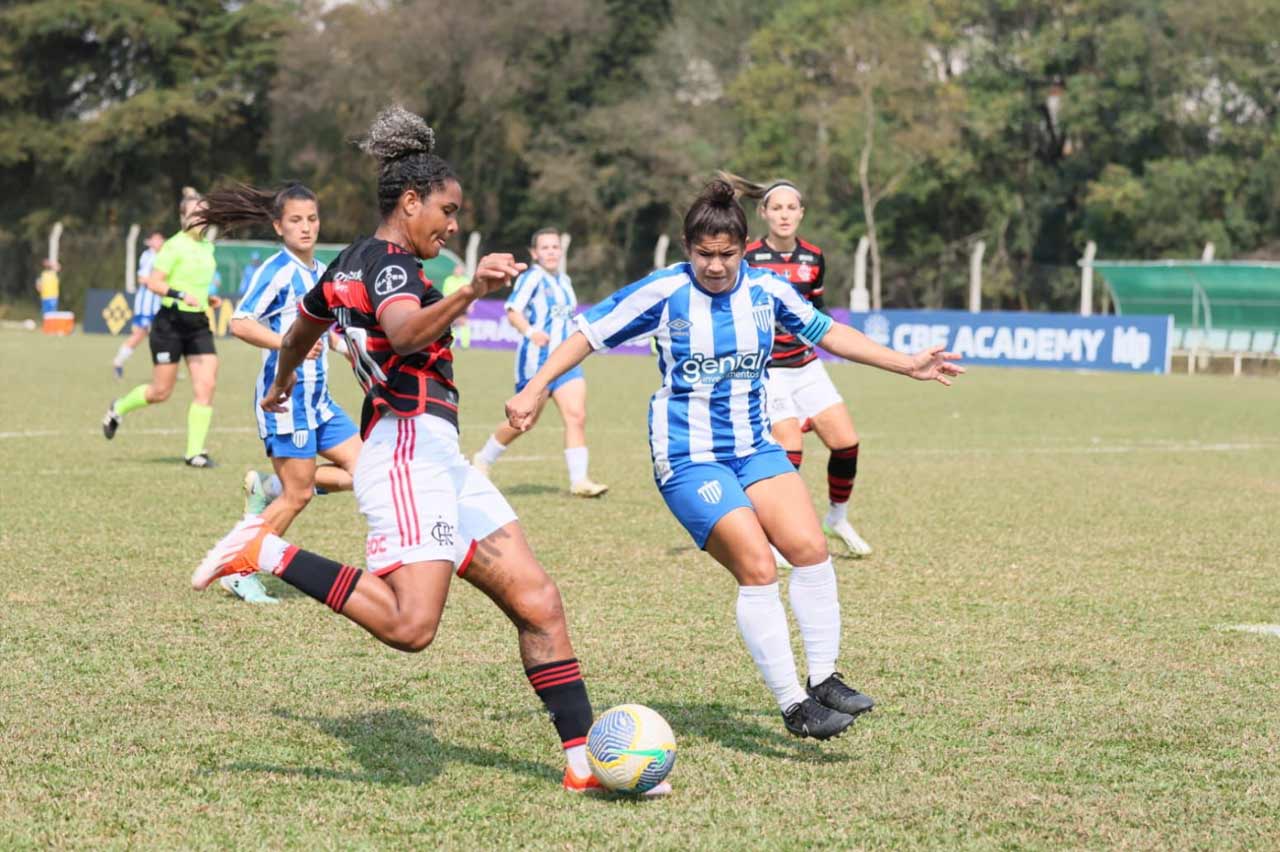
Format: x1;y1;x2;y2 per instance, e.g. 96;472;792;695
564;743;589;777
258;533;290;575
112;344;134;368
565;446;588;484
736;583;808;710
788;558;841;685
826;501;849;525
477;435;508;465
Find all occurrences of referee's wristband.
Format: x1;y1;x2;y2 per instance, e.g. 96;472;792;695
165;288;186;301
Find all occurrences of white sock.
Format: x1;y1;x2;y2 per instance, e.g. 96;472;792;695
112;344;134;368
264;474;283;500
826;501;849;525
258;533;289;575
477;435;507;465
565;743;589;777
565;446;589;484
736;583;808;711
788;558;841;685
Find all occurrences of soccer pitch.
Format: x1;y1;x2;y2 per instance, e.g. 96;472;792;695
2;331;1277;849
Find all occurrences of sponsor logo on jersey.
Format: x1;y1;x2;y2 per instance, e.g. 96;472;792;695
667;317;691;337
333;270;363;283
549;304;575;320
366;535;388;556
374;265;409;295
797;253;815;261
679;349;767;384
697;480;723;504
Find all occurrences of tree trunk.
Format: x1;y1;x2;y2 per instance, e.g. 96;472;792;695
858;82;882;311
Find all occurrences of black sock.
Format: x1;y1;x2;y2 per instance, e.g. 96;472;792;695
786;449;803;470
827;444;859;505
526;658;593;748
277;546;361;613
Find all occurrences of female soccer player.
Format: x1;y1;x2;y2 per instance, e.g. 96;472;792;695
102;188;222;468
112;230;166;379
507;179;963;740
727;173;872;556
471;228;607;497
190;183;362;605
191;106;635;793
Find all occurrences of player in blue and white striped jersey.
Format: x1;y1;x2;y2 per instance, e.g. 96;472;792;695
508;179;964;740
200;183;361;603
472;228;607;497
112;230;166;379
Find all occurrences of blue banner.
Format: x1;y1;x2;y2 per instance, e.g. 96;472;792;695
831;309;1173;374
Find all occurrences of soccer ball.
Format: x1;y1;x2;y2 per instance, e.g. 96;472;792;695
586;704;677;793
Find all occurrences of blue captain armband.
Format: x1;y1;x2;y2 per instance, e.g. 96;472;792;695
797;311;833;345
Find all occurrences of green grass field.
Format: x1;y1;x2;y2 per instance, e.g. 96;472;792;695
2;330;1278;849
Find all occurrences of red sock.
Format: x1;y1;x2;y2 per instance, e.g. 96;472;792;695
786;449;803;470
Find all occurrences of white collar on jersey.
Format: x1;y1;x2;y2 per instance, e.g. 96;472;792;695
281;246;321;273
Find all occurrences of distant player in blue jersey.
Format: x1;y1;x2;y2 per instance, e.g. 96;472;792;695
197;183;362;604
472;228;607;497
507;179;964;740
112;230;166;379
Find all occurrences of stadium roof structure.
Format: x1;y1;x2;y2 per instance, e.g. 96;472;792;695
1092;261;1280;330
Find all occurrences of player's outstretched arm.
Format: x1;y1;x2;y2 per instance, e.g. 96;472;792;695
819;323;965;386
382;253;525;355
506;332;593;431
263;314;329;411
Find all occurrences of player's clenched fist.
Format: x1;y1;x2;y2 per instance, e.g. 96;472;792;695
470;253;527;298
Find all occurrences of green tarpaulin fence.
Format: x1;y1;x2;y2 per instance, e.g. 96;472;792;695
213;241;463;298
1094;262;1280;331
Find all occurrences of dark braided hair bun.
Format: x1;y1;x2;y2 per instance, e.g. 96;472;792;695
358;105;436;161
357;105;456;216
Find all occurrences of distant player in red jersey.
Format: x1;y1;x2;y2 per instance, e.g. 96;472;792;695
727;172;872;557
191;106;649;794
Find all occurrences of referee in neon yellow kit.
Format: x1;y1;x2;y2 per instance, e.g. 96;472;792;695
102;188;223;468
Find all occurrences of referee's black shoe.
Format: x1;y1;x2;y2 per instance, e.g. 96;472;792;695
807;672;875;717
102;403;121;440
782;697;855;740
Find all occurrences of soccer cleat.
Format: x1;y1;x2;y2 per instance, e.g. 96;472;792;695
823;518;872;556
569;479;609;498
562;768;672;797
242;470;271;515
113;364;124;380
782;697;855;740
219;573;279;604
807;672;875;717
192;514;271;590
185;452;216;469
470;452;492;477
102;403;121;440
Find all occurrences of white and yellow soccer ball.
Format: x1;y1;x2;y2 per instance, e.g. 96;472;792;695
586;704;677;794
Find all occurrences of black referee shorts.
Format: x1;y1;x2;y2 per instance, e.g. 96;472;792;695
150;306;216;365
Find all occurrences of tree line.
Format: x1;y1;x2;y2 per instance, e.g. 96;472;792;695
2;0;1277;312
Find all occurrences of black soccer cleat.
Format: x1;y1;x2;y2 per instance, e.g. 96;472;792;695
102;403;121;440
807;672;875;717
782;697;855;740
185;452;216;469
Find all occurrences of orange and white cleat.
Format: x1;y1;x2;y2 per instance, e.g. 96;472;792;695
191;514;271;591
562;768;672;797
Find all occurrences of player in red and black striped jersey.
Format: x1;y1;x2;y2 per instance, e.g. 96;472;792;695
728;173;873;558
193;107;645;794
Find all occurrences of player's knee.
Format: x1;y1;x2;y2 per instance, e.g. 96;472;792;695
150;384;173;403
390;612;440;653
519;574;566;632
736;547;779;586
786;538;829;567
280;487;313;512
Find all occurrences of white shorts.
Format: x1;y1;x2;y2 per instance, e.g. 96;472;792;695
355;413;517;576
766;359;844;423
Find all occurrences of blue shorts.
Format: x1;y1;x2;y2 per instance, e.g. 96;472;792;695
657;445;796;548
41;298;58;315
131;313;155;330
515;365;584;396
263;407;359;460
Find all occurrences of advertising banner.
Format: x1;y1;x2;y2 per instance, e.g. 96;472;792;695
832;309;1173;374
83;288;239;336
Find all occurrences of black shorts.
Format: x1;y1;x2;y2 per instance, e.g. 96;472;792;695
150;306;216;365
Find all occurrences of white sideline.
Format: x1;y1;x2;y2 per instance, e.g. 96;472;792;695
1219;624;1280;638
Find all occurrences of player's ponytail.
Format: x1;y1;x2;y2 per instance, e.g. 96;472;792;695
682;178;748;246
356;105;456;216
717;171;803;208
192;183;318;235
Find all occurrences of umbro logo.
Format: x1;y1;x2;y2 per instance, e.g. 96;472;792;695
668;317;691;337
697;480;723;504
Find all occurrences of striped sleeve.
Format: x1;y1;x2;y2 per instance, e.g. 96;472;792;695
762;273;832;345
576;268;684;350
233;259;286;321
505;269;538;314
